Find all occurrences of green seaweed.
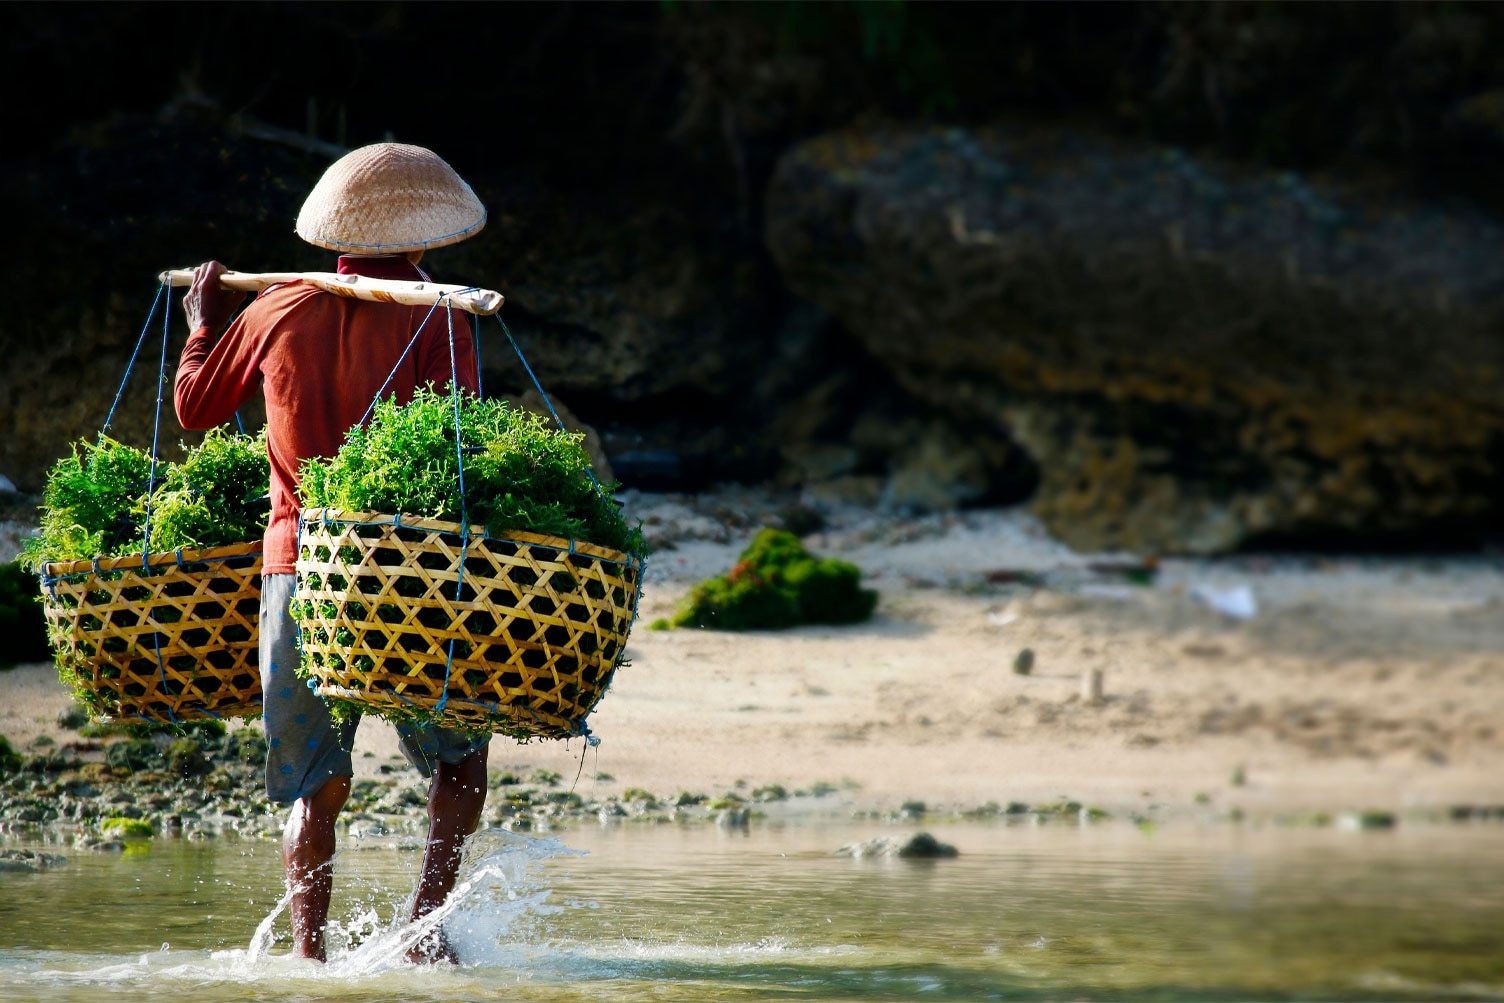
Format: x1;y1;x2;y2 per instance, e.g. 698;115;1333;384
298;387;642;555
100;815;155;839
146;427;270;551
19;437;153;571
19;430;269;571
667;528;877;631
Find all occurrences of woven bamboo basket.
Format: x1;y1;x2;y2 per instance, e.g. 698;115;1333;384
39;543;263;723
293;508;643;739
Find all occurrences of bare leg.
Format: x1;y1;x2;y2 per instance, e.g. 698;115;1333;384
282;775;351;962
406;747;489;964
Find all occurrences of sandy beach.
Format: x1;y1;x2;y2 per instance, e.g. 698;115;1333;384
4;491;1502;822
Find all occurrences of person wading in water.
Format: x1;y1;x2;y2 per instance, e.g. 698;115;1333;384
175;143;490;964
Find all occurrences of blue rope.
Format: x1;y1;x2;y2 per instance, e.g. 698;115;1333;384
139;280;173;563
356;297;446;430
496;315;608;501
148;622;179;726
437;296;469;715
472;309;483;398
102;282;166;437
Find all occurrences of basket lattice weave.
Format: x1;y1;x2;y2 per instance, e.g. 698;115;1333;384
39;543;263;723
293;508;642;738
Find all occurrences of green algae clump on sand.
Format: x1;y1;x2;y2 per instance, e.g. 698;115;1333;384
660;528;877;631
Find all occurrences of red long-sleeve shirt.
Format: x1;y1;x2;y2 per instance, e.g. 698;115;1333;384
175;255;479;574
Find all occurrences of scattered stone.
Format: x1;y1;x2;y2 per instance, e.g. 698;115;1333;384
1013;648;1034;675
101;816;155;839
1082;668;1104;705
55;706;90;730
167;739;212;779
835;833;959;859
1338;810;1397;831
0;849;66;872
105;739;160;773
347;818;390;839
715;808;750;828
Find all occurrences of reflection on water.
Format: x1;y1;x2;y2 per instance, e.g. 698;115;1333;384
1;820;1501;1001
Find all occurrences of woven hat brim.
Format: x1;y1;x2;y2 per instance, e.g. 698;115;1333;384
295;143;487;253
297;214;486;254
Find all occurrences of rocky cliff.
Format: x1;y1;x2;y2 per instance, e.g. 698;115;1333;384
4;3;1504;554
764;126;1504;552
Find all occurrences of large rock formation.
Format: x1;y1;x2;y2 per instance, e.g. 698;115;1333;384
765;126;1504;553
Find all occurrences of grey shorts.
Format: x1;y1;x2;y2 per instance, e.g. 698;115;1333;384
259;573;490;805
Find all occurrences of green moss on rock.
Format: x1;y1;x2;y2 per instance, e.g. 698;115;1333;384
669;528;877;630
101;816;155;839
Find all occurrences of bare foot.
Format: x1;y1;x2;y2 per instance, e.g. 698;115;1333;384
405;926;458;966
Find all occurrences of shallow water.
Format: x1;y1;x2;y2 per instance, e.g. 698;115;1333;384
2;820;1501;1001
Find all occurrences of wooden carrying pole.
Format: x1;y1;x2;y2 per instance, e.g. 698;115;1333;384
158;268;504;316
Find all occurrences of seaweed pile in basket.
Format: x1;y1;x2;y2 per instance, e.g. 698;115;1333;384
293;387;643;730
298;387;640;554
19;429;270;714
20;428;271;571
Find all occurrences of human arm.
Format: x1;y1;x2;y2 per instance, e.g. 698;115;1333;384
174;262;263;429
182;260;246;335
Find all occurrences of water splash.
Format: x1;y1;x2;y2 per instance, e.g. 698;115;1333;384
245;884;294;963
9;826;591;997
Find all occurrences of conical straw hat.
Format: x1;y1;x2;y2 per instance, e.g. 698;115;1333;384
295;143;486;253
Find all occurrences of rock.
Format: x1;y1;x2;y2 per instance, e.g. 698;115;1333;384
1338;809;1398;831
55;706;90;730
766;125;1504;553
105;739;159;773
896;833;960;859
834;832;959;859
166;739;212;779
715;808;750;828
801;475;885;513
1013;648;1035;676
779;442;860;485
880;422;992;513
0;849;66;872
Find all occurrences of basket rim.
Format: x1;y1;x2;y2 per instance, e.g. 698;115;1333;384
40;540;263;582
299;507;644;567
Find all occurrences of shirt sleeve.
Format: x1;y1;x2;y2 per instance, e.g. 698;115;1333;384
174;310;266;430
415;306;480;395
